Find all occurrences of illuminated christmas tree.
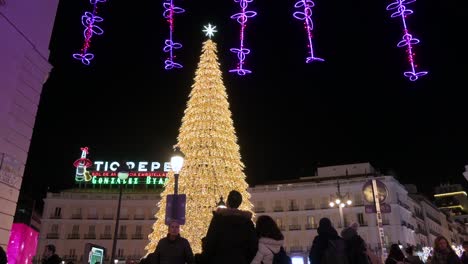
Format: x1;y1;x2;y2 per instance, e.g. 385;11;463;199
145;25;253;254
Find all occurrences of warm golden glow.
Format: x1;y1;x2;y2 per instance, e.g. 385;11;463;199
439;205;465;210
434;191;468;198
145;39;253;255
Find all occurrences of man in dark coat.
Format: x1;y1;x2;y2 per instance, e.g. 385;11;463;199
146;220;194;264
341;224;370;264
41;244;62;264
309;217;343;264
203;190;258;264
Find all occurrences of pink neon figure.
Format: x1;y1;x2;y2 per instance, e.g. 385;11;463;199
293;0;324;63
230;0;257;75
386;0;428;81
163;0;185;70
73;0;106;65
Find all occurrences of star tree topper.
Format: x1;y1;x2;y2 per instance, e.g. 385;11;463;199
202;23;217;38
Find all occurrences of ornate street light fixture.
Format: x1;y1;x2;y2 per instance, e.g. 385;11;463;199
329;179;352;228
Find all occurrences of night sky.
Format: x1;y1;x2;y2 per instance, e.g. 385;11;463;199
21;0;468;206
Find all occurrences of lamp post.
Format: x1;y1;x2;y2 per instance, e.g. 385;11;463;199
110;162;129;263
168;147;184;223
170;147;184;195
329;180;352;228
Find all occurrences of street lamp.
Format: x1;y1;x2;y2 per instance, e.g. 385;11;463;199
329;180;352;228
166;146;185;224
110;161;129;263
216;196;227;209
170;147;184;195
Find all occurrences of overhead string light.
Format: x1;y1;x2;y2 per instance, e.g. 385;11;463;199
386;0;427;81
73;0;106;65
163;0;185;70
293;0;324;63
229;0;257;75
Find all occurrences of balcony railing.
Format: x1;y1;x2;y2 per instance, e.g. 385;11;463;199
304;204;315;210
288;206;299;211
416;228;428;236
305;224;317;230
46;233;59;239
132;234;144;240
49;215;62;219
103;215;114;220
273;207;284;212
87;215;98;220
358;222;368;227
71;214;82;219
100;234;112;240
254;207;265;213
62;255;77;261
118;233;128;239
133;215;145;220
84;233;96;239
426;214;441;225
67;233;80;239
289;224;301;231
119;215;130;220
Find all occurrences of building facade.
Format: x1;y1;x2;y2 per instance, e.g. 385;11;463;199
36;163;468;263
0;0;58;248
36;189;161;263
249;163;468;262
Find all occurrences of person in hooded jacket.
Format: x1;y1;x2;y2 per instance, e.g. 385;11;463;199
250;215;285;264
341;224;370;264
41;244;62;264
203;190;258;264
429;236;461;264
309;217;342;264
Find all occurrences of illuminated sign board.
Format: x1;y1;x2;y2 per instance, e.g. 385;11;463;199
75;159;170;186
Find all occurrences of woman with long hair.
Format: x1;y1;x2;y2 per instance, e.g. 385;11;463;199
250;215;285;264
430;236;461;264
385;244;406;264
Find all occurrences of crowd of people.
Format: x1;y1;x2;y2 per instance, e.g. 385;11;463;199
9;190;468;264
143;189;468;264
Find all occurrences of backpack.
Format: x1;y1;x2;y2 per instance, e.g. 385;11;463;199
322;239;349;264
269;246;292;264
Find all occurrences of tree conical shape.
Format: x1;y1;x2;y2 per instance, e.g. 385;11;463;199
145;39;253;254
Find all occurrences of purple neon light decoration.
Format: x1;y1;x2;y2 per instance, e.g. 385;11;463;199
73;0;106;65
386;0;427;81
293;0;324;63
229;0;257;75
163;0;185;70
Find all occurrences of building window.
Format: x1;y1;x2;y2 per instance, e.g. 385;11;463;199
136;225;142;235
89;208;97;218
354;193;363;205
72;225;79;234
119;225;127;239
88;225;95;234
69;248;76;257
54;207;61;218
104;225;111;235
305;198;314;210
307;216;315;226
118;248;124;257
357;213;365;226
72;208;82;219
274;200;283;212
276;218;283;230
289;199;299;211
51;224;59;233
